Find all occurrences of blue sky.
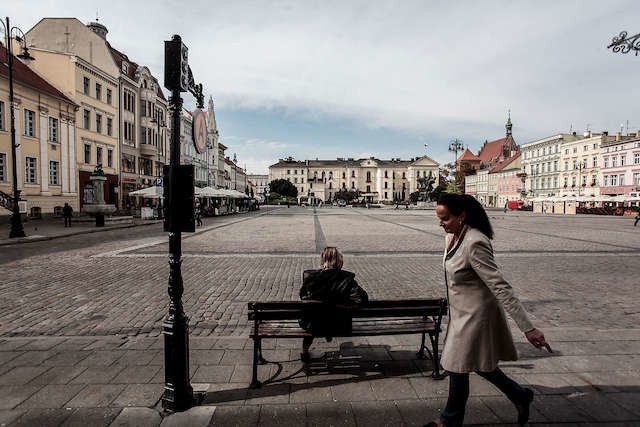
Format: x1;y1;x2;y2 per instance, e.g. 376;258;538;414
6;0;640;174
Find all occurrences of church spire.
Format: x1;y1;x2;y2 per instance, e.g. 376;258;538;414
506;110;512;137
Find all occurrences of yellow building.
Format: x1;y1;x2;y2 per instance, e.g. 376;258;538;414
26;18;120;210
1;42;78;216
269;156;439;203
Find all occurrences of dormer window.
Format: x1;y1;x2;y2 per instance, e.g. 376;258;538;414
121;62;128;74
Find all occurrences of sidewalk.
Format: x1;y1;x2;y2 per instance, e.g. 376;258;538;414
0;329;639;426
0;216;161;247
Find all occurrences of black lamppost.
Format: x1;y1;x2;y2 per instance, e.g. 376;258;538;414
608;31;640;56
150;114;165;219
448;138;463;169
448;138;463;192
2;17;34;238
162;34;204;412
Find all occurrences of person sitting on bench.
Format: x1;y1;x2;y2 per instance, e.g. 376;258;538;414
299;246;369;362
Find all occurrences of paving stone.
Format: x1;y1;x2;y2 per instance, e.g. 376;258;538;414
109;407;162;427
111;365;162;384
159;406;216;427
65;384;127;407
258;403;306;427
16;384;84;409
192;365;234;383
210;405;260;426
330;380;376;402
306;401;356;427
201;383;248;406
351;400;404;426
60;407;121;427
110;384;163;408
245;383;291;405
370;378;418;400
0;409;25;426
0;366;49;385
69;365;125;384
394;398;445;427
27;365;88;386
9;408;73;426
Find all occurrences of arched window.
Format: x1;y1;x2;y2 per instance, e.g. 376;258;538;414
366;171;371;182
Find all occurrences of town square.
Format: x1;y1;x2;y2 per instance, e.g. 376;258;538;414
2;1;640;425
0;207;639;425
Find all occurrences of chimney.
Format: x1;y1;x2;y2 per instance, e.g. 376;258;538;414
616;132;621;141
603;131;608;136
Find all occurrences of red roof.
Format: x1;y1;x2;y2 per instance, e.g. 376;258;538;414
0;43;75;106
489;152;521;173
458;148;480;162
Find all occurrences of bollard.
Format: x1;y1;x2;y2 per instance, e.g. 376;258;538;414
95;213;105;227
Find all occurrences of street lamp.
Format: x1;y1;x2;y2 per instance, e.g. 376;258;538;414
150;114;165;219
2;17;35;238
608;31;640;56
448;138;463;169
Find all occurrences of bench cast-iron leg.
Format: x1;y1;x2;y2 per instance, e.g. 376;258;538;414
250;337;261;388
429;332;446;380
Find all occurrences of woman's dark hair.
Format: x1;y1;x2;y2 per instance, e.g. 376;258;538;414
437;193;494;239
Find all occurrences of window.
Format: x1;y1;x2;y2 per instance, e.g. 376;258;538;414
24;109;35;137
48;117;58;142
294;170;297;175
582;158;587;169
384;170;388;178
106;88;112;104
294;177;298;183
571;176;576;186
593;143;598;150
634;172;640;185
611;175;618;186
49;161;59;185
635;153;640;164
612;156;618;167
124;90;135;113
83;109;90;129
604;175;609;186
565;149;569;155
351;181;355;189
583;145;588;151
95;83;102;100
287;169;290;174
593;156;598;167
107;149;113;168
553;160;558;172
581;175;587;186
0;153;5;181
603;157;609;168
122;153;135;173
0;101;5;130
107;117;113;136
25;157;37;184
140;99;147;117
573;147;577;153
96;114;102;133
621;155;626;166
83;76;90;95
619;175;625;186
124;121;135;145
84;144;91;164
564;177;568;187
384;181;388;189
564;161;568;171
366;171;371;182
96;147;103;166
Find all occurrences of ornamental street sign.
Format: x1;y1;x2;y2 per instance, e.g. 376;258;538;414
192;108;207;154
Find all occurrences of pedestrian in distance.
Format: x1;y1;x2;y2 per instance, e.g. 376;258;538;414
62;203;73;227
426;194;552;427
298;247;368;363
195;206;203;227
634;213;639;227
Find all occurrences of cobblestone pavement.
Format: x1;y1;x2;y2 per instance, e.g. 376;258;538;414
0;206;639;426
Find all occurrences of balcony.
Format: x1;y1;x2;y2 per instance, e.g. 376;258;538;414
140;142;158;156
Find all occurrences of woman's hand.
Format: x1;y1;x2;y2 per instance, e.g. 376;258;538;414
525;328;552;353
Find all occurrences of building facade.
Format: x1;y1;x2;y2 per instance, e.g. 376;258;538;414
248;174;269;202
269;156;439;203
520;133;583;198
1;42;78;216
108;41;168;209
600;134;640;196
26;18;121;209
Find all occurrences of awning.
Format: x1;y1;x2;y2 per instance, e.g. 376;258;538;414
128;186;163;199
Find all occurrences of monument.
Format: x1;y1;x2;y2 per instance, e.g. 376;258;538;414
82;164;116;226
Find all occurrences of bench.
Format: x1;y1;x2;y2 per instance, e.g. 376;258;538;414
247;298;448;388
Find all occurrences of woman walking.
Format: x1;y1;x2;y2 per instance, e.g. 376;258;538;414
426;194;551;427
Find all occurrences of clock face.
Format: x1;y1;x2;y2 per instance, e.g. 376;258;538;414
192;109;207;154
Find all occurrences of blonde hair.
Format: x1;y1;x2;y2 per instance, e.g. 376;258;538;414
320;247;343;270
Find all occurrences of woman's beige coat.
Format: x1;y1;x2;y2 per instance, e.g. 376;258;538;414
441;226;534;373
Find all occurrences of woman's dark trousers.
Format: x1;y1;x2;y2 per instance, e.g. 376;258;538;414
440;367;528;427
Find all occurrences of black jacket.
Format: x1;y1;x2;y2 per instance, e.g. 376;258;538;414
299;268;368;335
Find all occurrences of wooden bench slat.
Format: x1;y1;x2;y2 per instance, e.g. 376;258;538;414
252;318;436;338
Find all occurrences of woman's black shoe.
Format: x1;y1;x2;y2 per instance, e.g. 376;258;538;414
516;387;534;425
